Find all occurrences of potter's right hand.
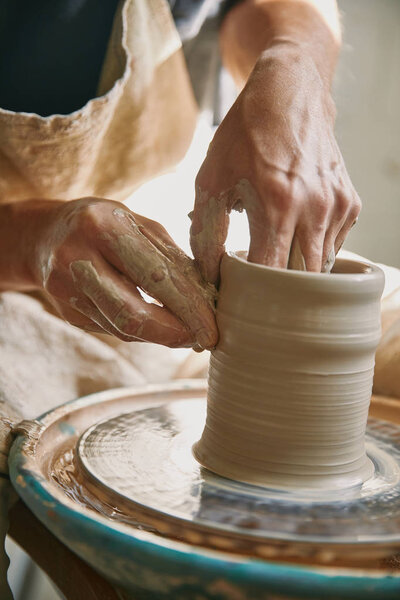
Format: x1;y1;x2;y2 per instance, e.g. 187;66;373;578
33;198;217;349
190;44;361;282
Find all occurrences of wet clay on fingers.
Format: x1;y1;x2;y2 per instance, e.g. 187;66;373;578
194;253;385;490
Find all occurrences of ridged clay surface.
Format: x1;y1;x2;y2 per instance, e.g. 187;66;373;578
194;253;385;490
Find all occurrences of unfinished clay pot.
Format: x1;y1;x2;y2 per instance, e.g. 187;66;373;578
193;252;385;490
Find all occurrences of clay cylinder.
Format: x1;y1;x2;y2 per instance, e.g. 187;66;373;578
193;253;385;490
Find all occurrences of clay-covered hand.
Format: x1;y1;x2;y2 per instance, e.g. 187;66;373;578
34;198;217;348
190;44;361;282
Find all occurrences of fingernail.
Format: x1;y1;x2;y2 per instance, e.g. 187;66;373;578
197;331;214;350
192;343;204;353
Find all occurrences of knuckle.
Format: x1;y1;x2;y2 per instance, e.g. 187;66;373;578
146;217;169;238
42;250;69;292
268;178;300;214
79;203;103;229
77;199;118;232
334;191;349;216
335;184;361;219
347;203;361;225
351;193;362;216
52;243;73;267
312;222;326;238
269;177;290;202
114;308;139;337
280;193;300;215
312;194;331;222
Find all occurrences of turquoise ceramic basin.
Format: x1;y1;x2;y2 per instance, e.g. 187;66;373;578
8;382;400;599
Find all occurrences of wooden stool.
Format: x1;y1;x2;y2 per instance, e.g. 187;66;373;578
8;500;132;600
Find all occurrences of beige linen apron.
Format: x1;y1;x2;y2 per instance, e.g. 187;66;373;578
0;1;198;596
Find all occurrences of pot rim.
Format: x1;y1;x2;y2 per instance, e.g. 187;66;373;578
225;251;384;287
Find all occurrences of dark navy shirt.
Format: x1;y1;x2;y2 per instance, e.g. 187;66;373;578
0;0;237;116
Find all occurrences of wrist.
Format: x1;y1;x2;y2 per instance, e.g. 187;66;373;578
261;34;337;89
0;200;63;291
29;200;66;289
254;42;334;99
220;0;340;89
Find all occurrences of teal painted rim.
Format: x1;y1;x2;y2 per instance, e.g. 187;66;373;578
8;384;400;599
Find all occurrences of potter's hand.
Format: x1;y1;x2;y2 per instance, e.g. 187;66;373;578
34;198;217;348
190;44;361;282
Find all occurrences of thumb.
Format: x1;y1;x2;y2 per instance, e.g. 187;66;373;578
190;186;229;285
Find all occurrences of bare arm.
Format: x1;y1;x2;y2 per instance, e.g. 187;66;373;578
220;0;341;87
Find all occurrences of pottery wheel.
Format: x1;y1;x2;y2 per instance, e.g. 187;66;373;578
77;396;400;547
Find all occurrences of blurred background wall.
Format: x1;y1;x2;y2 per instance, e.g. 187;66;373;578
335;0;400;266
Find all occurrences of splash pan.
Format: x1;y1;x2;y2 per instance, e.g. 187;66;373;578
9;381;400;600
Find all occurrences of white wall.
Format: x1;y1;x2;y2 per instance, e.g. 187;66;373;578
335;0;400;265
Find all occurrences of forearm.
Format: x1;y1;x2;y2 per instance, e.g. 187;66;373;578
0;200;59;291
220;0;341;88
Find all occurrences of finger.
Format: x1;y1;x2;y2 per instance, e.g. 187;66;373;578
322;220;345;273
133;213;216;297
288;236;306;271
322;248;336;273
292;189;331;272
69;296;144;342
322;230;340;270
321;226;344;273
247;203;296;268
190;185;230;284
248;222;295;269
70;259;194;348
320;188;353;270
50;295;138;341
99;211;218;349
43;257;135;338
334;215;359;255
294;225;327;272
334;196;361;255
47;296;107;334
48;291;142;340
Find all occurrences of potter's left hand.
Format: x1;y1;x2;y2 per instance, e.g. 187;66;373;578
190;44;361;283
